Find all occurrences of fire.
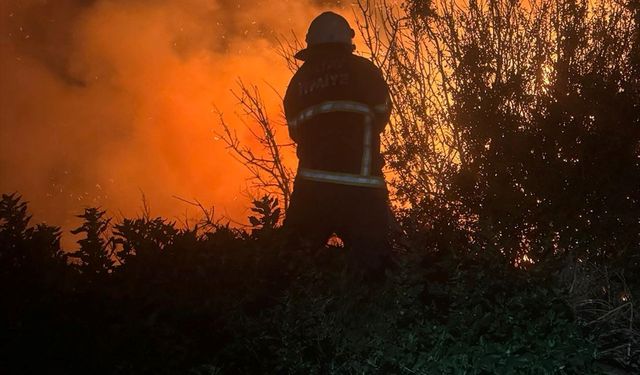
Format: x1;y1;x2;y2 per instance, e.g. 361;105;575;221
0;0;351;248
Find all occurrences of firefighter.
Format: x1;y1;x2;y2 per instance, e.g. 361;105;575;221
283;11;393;281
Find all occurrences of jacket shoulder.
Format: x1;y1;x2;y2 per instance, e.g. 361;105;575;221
349;55;387;90
349;55;382;72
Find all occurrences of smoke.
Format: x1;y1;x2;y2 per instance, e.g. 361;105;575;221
0;0;349;246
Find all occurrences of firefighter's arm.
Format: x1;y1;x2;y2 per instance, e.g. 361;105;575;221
283;82;300;143
372;76;392;133
373;94;391;132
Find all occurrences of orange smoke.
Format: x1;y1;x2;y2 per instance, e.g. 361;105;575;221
0;0;349;248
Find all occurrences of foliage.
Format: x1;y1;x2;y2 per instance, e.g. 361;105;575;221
247;250;603;375
0;193;67;286
1;194;638;374
248;195;281;238
70;207;115;276
552;258;639;372
113;216;180;264
357;0;640;265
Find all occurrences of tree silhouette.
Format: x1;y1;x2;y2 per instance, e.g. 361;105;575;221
70;208;114;276
0;193;66;279
248;195;281;239
358;0;640;264
113;216;179;265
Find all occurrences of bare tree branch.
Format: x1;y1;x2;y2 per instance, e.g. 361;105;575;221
215;80;294;215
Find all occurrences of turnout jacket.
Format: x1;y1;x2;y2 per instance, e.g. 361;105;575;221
284;49;391;188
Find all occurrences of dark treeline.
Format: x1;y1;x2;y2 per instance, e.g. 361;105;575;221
0;190;637;374
2;0;640;373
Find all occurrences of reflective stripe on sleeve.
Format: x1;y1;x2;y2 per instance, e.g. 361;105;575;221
373;97;391;113
298;168;385;188
361;115;373;175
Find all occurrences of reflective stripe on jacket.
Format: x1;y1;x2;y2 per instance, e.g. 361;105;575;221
284;49;391;188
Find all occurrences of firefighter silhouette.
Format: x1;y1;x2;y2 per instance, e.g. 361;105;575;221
283;12;393;280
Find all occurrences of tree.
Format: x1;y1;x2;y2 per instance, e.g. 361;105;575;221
357;0;640;264
113;216;179;265
0;191;67;281
70;208;114;276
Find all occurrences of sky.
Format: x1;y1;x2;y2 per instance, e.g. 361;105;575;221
0;0;353;247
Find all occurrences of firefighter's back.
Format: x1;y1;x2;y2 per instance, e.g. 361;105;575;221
284;52;389;177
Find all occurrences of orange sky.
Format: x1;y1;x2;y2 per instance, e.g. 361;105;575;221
0;0;355;248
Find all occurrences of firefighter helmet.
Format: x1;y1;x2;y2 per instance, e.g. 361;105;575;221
295;12;355;61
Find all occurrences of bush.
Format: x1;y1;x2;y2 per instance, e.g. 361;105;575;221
2;194;636;374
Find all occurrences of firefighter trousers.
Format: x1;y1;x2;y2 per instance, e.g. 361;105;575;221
282;177;392;273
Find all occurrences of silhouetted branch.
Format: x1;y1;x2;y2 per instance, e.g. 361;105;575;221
215;81;294;214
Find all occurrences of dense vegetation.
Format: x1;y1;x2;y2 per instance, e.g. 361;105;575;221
0;193;637;374
360;0;640;267
2;0;639;373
